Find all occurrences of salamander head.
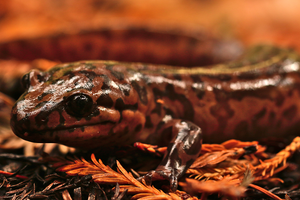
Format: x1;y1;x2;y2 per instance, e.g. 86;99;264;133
10;61;144;149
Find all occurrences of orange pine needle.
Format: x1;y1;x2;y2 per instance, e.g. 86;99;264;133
180;177;246;198
156;99;164;104
53;154;185;199
47;137;300;198
0;170;28;179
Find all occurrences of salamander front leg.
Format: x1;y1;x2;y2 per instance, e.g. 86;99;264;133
144;119;202;191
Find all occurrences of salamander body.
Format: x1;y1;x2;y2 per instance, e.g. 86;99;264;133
10;46;300;190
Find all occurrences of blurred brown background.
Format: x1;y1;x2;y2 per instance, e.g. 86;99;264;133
0;0;300;52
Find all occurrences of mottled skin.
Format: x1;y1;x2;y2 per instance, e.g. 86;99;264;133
10;46;300;190
0;27;241;67
0;26;242;100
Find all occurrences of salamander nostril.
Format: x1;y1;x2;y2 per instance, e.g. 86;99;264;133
21;73;30;90
21;69;47;90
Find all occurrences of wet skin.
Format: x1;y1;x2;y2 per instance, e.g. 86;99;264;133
10;46;300;190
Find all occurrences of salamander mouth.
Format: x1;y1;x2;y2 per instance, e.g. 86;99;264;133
16;120;116;141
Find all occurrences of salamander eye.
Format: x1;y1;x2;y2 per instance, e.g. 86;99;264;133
66;94;94;117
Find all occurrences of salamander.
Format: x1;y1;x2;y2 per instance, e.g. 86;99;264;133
10;46;300;190
0;26;242;99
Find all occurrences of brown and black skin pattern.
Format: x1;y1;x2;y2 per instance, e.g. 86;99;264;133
0;26;242;67
10;47;300;190
0;26;242;100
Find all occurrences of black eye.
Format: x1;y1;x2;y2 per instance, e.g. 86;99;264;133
66;94;94;117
